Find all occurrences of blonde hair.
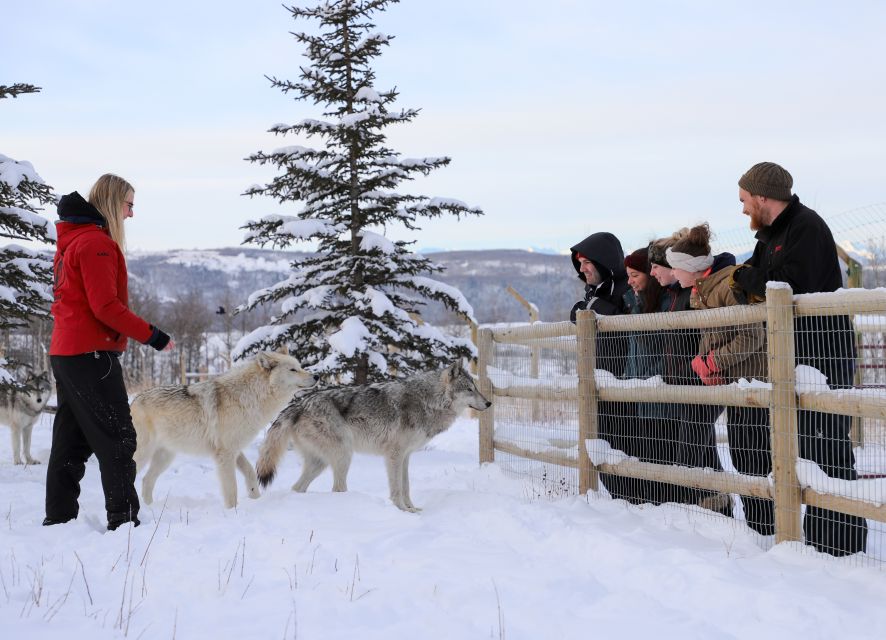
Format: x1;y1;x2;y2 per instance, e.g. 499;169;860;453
653;227;690;251
87;173;133;252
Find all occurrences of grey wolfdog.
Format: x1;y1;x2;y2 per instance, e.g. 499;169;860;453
131;352;318;508
256;362;491;512
0;371;52;465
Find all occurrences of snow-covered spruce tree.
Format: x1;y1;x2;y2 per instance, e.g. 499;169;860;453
0;83;57;390
236;0;481;384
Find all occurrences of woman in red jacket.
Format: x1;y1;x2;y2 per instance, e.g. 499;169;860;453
44;174;174;531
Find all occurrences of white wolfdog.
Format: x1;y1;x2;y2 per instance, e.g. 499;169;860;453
131;352;317;508
0;371;52;465
256;362;491;512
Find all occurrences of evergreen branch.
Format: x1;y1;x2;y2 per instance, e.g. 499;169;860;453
0;84;41;99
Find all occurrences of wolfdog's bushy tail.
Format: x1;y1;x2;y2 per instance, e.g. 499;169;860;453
130;395;154;469
256;414;293;488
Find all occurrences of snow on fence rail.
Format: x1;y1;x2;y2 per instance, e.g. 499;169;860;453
477;284;886;560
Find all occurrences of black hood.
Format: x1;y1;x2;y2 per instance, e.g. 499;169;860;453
569;232;626;283
57;191;106;226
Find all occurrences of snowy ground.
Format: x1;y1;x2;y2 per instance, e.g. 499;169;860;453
2;410;886;639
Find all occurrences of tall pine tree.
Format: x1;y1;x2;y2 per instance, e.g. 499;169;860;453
237;0;481;384
0;83;56;390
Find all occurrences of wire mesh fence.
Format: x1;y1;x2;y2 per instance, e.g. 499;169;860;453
477;285;886;564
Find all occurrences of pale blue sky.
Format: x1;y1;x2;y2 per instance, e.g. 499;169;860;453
4;0;885;254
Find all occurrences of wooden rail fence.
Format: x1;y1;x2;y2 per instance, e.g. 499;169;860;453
477;284;886;544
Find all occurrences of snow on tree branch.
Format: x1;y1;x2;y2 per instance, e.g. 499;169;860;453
238;0;482;382
1;86;55;391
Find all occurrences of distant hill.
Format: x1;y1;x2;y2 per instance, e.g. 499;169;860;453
126;247;586;325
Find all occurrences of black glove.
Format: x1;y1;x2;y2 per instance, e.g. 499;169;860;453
569;300;587;323
146;325;171;351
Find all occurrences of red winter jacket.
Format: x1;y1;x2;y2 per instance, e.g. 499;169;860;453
50;193;162;355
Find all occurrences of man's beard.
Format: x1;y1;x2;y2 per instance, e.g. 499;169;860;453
748;207;766;231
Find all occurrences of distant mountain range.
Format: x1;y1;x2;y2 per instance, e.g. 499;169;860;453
124;237;879;329
126;247;586;325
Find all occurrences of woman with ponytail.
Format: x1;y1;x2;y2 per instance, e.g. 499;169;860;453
663;224;735;517
45;174;175;531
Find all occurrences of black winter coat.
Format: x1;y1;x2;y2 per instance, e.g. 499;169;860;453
569;232;631;318
569;232;630;376
733;196;842;297
733;196;853;386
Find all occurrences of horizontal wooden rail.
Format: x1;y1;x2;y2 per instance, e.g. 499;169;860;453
596;305;767;333
595;457;773;500
487;293;886;345
494;381;886;421
599;385;771;408
490;322;575;343
798;390;886;420
493;439;578;469
499;337;577;351
497;436;886;523
493;384;578;401
794;290;886;316
802;487;886;523
493;381;771;409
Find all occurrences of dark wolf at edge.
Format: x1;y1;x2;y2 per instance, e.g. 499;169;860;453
256;363;491;512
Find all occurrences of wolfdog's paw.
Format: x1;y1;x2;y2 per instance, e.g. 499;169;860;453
25;458;41;465
394;501;422;513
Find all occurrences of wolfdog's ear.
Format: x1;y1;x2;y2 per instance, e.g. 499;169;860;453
446;360;461;380
256;352;278;370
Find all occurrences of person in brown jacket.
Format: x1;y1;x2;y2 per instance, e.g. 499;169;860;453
663;226;734;516
668;223;773;534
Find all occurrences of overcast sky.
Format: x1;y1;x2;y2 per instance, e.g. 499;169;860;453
4;0;885;255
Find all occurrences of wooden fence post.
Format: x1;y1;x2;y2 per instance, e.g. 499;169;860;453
468;317;480;418
477;328;495;464
576;310;598;494
766;284;802;544
507;285;541;420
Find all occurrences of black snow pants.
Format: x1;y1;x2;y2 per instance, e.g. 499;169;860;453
45;352;140;526
726;405;774;535
676;403;731;516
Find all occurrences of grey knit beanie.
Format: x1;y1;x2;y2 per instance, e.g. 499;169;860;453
738;162;793;201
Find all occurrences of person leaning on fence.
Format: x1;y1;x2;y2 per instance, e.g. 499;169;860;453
664;226;735;517
730;161;867;556
647;232;684;295
648;230;700;506
621;247;682;504
568;232;634;502
45;174;175;532
670;224;773;534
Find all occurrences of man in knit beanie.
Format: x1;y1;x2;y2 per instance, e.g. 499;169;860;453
737;161;793;231
732;161;867;556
